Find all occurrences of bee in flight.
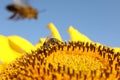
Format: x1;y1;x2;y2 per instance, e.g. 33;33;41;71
6;0;38;20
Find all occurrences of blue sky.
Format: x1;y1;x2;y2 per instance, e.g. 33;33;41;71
0;0;120;47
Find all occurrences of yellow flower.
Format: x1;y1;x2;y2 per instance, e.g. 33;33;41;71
0;23;119;80
0;39;119;80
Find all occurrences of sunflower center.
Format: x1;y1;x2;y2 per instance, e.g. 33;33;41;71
46;51;106;76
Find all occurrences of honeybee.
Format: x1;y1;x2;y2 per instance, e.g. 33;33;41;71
43;34;62;48
6;0;38;20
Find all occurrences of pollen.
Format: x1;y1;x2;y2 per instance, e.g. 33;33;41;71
0;40;119;80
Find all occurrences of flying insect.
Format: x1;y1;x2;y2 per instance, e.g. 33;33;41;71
6;0;38;20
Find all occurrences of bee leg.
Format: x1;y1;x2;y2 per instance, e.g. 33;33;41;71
9;13;17;19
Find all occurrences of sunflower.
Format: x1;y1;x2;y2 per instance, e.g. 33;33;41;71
0;23;119;80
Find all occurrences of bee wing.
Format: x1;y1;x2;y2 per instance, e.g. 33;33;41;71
13;0;29;6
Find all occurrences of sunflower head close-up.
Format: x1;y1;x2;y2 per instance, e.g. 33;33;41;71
0;0;120;80
0;34;119;80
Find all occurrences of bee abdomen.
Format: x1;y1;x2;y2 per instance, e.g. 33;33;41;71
6;4;22;12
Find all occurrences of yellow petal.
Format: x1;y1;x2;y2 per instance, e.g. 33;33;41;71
67;26;92;42
0;35;21;63
8;35;34;53
47;23;62;41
